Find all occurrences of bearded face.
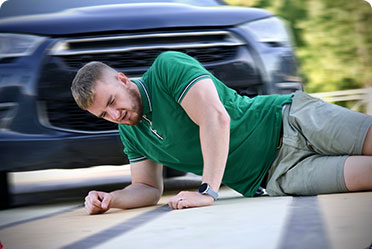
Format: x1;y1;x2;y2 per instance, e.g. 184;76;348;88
87;73;144;126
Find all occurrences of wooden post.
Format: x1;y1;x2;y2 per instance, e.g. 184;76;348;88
366;88;372;115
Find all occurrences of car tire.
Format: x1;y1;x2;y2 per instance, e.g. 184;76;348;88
163;167;187;178
0;171;11;210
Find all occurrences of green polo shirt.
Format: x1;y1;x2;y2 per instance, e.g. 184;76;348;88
119;51;292;197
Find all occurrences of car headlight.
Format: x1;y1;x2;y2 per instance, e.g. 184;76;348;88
0;33;46;59
238;16;294;47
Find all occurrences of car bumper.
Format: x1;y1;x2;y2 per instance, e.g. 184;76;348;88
0;130;127;172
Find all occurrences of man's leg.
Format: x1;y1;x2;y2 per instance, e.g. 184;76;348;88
344;124;372;192
362;125;372;155
344;155;372;191
266;93;372;196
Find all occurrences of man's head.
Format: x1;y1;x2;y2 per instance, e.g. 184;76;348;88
71;62;143;126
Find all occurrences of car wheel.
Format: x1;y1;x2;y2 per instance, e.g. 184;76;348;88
163;167;187;178
0;171;11;210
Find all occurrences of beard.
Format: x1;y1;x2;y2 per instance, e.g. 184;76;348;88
127;86;143;126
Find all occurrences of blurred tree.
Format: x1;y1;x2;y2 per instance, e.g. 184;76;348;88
297;0;372;92
224;0;372;93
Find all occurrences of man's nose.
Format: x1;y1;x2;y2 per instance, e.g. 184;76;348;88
107;107;120;121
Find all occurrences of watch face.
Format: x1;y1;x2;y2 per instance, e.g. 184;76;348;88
199;183;208;193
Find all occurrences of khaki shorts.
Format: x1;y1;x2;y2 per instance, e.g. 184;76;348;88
266;91;372;196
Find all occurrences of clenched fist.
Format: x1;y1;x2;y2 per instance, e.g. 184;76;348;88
84;190;113;215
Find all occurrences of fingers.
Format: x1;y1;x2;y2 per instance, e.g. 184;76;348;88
168;191;191;210
84;197;100;215
168;191;215;210
168;195;179;210
177;198;189;209
88;191;102;208
84;190;112;215
168;197;185;210
99;192;112;210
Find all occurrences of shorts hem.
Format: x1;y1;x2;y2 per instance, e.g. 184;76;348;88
356;116;372;154
337;155;349;193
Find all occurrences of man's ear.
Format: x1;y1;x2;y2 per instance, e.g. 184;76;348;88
117;73;130;86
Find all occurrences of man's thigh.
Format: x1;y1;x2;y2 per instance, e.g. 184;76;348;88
289;91;372;155
266;92;372;196
275;154;349;196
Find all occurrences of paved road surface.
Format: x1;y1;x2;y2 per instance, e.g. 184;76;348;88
0;166;371;249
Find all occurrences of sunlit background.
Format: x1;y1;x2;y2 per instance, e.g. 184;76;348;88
1;0;371;95
226;0;372;94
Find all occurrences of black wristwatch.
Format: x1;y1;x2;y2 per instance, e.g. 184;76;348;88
198;183;218;200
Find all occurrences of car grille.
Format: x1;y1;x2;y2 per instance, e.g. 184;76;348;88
39;30;246;133
57;46;237;71
40;99;119;132
50;31;244;71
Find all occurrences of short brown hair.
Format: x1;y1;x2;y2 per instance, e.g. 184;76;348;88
71;61;115;110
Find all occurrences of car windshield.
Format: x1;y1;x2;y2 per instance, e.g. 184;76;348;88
0;0;225;18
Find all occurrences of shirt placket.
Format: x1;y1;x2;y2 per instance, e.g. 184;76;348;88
143;115;164;140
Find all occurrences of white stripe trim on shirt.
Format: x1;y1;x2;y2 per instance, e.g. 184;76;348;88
138;79;152;112
129;156;147;163
177;75;211;103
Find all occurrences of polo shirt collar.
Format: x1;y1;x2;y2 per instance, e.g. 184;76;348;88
133;78;152;115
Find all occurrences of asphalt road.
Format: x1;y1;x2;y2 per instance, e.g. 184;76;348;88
8;165;202;207
1;166;372;249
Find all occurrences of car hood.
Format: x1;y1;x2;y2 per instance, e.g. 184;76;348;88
0;3;272;35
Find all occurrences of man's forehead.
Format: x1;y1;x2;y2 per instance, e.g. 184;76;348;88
91;81;104;103
93;79;113;96
88;82;110;115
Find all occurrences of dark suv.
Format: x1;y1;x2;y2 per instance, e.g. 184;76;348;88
0;0;303;208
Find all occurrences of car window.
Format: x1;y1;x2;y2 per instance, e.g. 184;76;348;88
0;0;225;18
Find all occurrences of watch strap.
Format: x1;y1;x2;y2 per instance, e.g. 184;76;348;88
198;183;218;200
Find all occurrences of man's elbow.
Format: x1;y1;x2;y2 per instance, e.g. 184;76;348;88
217;108;230;129
151;186;163;205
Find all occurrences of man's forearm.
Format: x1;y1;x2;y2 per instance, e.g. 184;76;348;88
200;111;230;192
109;183;162;209
178;77;230;202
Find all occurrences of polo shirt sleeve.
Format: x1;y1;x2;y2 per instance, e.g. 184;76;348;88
154;51;212;104
119;128;147;163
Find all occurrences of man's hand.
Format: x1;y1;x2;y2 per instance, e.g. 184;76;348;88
84;190;113;215
168;191;214;210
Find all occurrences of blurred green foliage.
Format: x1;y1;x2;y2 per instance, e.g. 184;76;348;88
225;0;372;93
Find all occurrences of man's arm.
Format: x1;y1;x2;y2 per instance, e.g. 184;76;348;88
84;159;163;215
168;77;230;209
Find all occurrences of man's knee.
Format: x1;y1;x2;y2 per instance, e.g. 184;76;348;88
344;156;372;191
362;125;372;155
